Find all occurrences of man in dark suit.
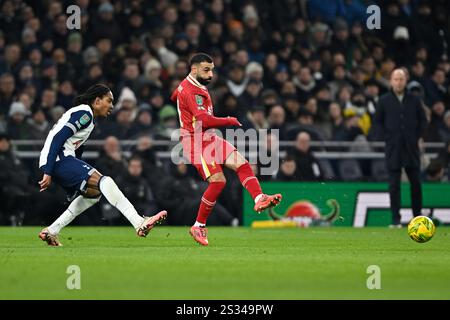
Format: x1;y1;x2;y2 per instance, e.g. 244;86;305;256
375;68;428;227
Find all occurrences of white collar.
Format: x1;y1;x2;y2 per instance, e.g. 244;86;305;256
187;74;207;90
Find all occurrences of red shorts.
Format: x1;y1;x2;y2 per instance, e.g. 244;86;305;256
181;134;236;180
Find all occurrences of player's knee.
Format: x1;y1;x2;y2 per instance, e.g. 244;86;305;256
208;173;226;184
83;187;101;198
88;171;102;186
82;194;102;202
226;151;247;171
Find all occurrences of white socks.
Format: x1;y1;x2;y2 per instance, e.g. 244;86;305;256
194;221;206;227
98;176;144;229
48;176;145;234
254;194;264;204
48;195;100;235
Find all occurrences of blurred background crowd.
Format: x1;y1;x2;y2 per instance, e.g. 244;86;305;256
0;0;449;226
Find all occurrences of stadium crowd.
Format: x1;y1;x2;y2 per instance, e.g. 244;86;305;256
0;0;449;226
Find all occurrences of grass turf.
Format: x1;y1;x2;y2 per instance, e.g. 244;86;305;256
0;226;449;300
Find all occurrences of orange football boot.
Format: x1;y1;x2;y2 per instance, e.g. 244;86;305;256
189;226;209;246
136;210;167;237
254;194;282;213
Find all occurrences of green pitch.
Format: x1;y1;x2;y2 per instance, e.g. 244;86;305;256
1;226;449;299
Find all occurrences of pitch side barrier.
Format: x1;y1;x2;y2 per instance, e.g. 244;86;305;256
9;140;445;160
243;182;450;227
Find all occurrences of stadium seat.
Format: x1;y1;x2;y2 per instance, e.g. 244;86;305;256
371;159;389;182
318;159;336;180
338;159;363;181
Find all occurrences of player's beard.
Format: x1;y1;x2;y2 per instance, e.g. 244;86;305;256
197;75;212;86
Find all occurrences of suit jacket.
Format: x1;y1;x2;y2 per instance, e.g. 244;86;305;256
375;90;427;170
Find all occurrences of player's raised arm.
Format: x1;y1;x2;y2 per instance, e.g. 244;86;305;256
186;92;242;129
195;113;241;129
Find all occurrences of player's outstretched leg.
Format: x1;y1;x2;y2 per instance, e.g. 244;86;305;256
226;150;282;213
97;174;167;237
190;173;226;246
39;195;101;246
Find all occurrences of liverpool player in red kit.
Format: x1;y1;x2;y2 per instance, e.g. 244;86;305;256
171;53;282;246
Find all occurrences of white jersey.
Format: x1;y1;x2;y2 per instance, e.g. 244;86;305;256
39;104;94;174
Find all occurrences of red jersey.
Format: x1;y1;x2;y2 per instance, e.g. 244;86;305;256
170;75;237;178
171;74;214;136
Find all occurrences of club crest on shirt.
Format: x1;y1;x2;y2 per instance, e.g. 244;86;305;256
79;114;91;126
195;95;203;106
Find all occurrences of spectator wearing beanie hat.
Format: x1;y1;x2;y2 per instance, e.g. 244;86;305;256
155;105;179;140
7;101;30;140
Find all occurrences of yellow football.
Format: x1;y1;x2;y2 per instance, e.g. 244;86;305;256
407;216;435;243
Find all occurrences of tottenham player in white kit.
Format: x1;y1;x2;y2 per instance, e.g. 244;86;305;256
38;84;167;246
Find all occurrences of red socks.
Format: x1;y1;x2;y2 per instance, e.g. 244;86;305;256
236;162;263;200
196;163;262;224
196;181;226;224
